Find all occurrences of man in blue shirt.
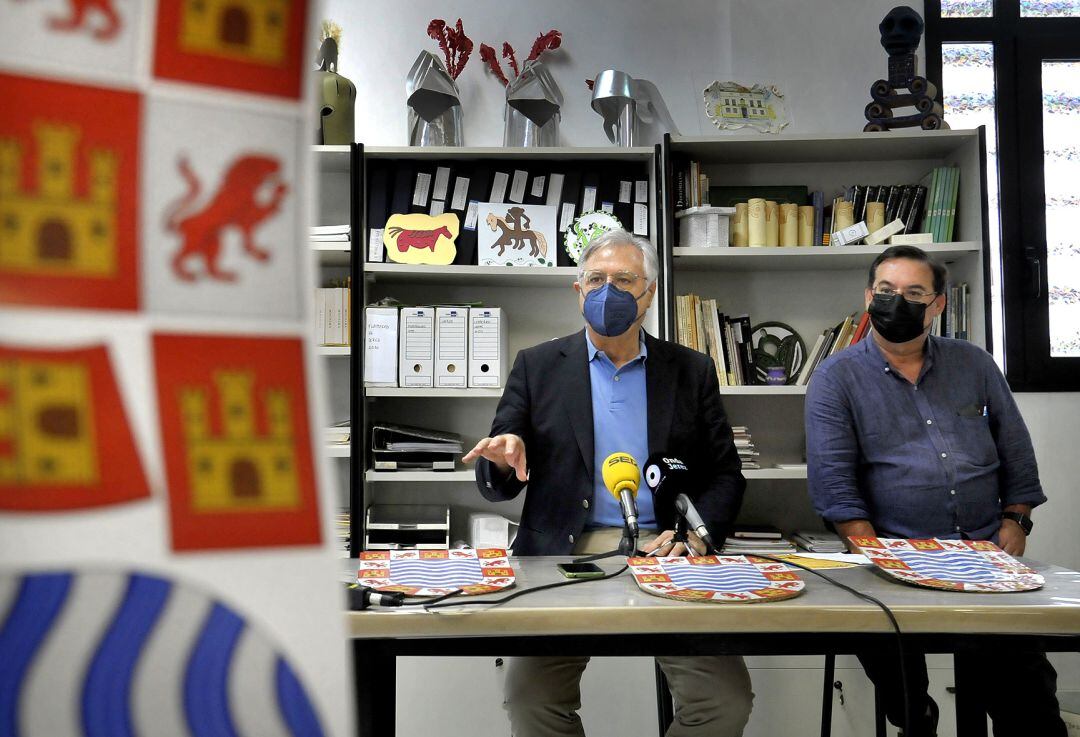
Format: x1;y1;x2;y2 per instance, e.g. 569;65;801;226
464;229;751;736
806;245;1064;736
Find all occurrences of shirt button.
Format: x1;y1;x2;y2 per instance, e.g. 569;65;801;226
950;489;956;495
582;499;590;509
955;525;961;531
569;534;575;544
940;452;948;459
614;376;621;382
926;419;933;425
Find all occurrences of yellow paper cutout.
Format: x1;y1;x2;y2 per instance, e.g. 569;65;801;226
383;212;458;265
180;0;289;64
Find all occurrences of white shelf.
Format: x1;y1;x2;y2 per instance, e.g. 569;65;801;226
325;444;350;457
312;242;351;266
672;243;981;271
744;467;808;480
365;387;504;398
365;470;473;482
669;129;979;164
317;346;350;356
364;263;578;287
312;144;351;173
718;385;807;395
364;146;654;161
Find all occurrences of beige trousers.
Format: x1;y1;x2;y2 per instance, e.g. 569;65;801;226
501;528;755;737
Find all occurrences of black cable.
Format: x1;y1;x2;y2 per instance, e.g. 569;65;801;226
423;564;630;612
749;553;912;737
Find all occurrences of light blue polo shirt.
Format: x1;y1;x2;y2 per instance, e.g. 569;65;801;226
585;330;656;529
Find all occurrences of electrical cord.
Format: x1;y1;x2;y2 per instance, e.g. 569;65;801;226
749;553;912;737
423;564;630;612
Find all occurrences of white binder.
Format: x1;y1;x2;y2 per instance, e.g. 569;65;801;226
398;307;435;387
435;306;468;388
363;307;399;387
468;307;507;388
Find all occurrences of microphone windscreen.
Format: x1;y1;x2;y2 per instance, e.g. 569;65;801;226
601;452;639;500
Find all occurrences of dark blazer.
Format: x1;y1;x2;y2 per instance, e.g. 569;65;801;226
475;330;745;555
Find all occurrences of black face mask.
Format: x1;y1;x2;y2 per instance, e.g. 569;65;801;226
868;293;929;343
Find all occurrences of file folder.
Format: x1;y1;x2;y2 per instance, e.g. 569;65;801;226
363;307;399;387
399;307;435;387
468;307;507;388
435;306;468;388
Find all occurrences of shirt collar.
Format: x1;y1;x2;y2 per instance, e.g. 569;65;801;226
585;329;648;364
863;330;937;378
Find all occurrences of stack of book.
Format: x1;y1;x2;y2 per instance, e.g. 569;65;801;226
311;224;350;242
833;182;929;243
932;282;970;340
675;294;756;386
674;160;712;209
324;419;350;446
732;426;759;470
795;312;870;385
793;530;847;554
335;509;351;554
316;279;351;346
919;165;961;242
721;525;797;555
371;423;463;471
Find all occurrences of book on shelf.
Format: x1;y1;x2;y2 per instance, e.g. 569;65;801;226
324;420;350;445
933;282;970;340
315;279;351;346
676;294;761;386
311;224;350;242
795;311;869;386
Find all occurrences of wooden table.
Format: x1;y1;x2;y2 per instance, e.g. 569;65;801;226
345;556;1080;736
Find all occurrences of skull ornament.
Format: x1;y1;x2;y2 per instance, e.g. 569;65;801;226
879;6;924;56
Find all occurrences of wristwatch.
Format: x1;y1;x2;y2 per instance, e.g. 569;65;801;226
1001;511;1033;536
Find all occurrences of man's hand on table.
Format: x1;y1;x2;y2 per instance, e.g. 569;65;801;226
998;518;1027;557
462;434;528;482
640;530;706;557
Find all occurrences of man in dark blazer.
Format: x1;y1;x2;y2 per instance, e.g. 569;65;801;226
463;229;752;737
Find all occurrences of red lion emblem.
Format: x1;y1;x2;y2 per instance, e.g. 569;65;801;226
164;155;288;282
17;0;121;40
387;226;453;253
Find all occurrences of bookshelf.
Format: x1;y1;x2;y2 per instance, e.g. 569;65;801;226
356;145;660;552
661;128;990;534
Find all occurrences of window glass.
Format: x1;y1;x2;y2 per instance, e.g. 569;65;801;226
942;0;993;17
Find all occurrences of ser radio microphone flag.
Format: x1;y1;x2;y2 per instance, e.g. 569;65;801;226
601;452;640;538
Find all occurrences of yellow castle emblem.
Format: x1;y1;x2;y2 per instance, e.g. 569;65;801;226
0;124;118;278
181;370;299;511
180;0;289;65
0;357;98;486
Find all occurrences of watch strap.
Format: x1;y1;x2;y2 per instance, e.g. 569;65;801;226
1001;511;1033;536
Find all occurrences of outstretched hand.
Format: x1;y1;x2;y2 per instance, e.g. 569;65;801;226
462;434;528;482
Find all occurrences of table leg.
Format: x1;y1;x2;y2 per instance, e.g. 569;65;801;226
354;640;396;737
820;653;835;737
953;651;987;737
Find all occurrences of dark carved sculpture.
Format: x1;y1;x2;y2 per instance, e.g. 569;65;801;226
864;6;948;132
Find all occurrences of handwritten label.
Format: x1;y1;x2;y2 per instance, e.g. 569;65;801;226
412;172;431;207
451;176;470;211
508;169;528;203
464;200;479;230
490;172;509;203
433;166;451;201
546;173;565;207
635;180;649;203
582;185;597;213
619;181;632;204
429;199;445;216
531;176;546;198
559;203;576;232
633;204;649;235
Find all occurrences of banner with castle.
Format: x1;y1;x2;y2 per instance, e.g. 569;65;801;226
0;2;353;736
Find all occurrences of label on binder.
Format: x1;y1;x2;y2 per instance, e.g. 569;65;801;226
464;200;479;231
368;229;384;262
559;203;576;232
582;185;597;213
619;181;632;203
633;204;649;236
451;177;470;210
531;176;546;198
412;172;431;207
433;167;451;201
490;172;509;203
635;180;649;203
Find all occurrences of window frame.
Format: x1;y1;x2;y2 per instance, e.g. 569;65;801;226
925;0;1080;391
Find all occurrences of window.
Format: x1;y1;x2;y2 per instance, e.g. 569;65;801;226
926;0;1080;390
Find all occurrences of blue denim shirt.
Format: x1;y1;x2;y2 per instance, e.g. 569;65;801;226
585;330;656;529
805;334;1045;541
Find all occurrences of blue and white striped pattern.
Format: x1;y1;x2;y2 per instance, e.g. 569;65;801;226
388;558;484;588
661;562;771;593
893;549;1009;584
0;571;325;737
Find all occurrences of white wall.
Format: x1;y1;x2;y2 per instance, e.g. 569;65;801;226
329;0;1080;731
335;0;730;146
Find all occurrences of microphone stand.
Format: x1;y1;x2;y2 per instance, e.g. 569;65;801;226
671;514;690;548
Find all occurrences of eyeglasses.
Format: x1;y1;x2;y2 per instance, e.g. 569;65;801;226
873;286;938;303
580;270;643;292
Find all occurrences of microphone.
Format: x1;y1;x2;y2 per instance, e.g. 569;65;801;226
643;454;690;504
346;584;406;610
674;494;716;555
601;452;640;538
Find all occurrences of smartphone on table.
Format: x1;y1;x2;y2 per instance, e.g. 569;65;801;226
556;562;606;579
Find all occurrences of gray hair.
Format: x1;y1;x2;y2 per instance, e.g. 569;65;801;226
576;228;659;285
